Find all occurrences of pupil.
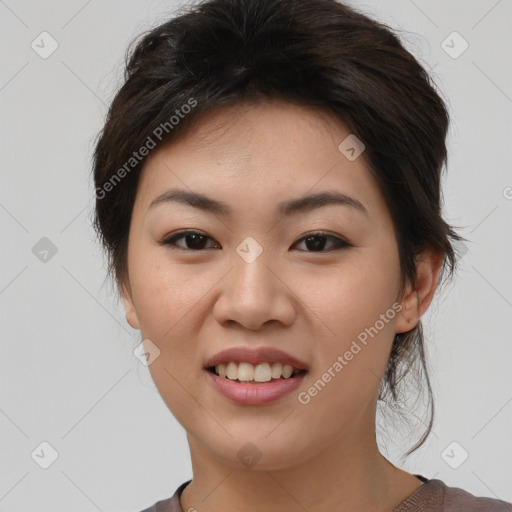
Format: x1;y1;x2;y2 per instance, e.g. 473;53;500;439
305;235;326;251
187;233;206;249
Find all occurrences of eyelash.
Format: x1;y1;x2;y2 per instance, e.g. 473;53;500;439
159;230;352;253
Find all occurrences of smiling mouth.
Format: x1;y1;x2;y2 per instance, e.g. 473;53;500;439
206;363;308;384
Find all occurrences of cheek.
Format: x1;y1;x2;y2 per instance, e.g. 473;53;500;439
128;254;211;425
302;246;400;337
129;246;204;337
128;247;224;379
300;245;400;393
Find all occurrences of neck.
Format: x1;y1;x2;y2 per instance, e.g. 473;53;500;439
180;425;422;512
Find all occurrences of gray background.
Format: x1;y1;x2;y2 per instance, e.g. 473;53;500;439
1;0;511;510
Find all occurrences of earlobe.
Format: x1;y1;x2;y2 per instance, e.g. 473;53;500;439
394;248;444;334
120;283;140;330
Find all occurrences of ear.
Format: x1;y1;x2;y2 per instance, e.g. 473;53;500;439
120;281;140;330
394;247;444;334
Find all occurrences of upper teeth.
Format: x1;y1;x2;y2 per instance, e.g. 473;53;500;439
215;362;301;382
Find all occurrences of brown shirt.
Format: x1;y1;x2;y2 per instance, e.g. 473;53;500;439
139;475;512;511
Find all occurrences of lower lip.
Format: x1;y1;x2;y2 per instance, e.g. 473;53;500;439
204;369;307;405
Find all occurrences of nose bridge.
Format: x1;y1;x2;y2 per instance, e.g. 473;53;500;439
231;239;276;301
213;237;296;329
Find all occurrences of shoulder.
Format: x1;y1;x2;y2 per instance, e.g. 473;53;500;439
440;480;512;512
403;478;512;512
136;496;178;512
136;480;191;512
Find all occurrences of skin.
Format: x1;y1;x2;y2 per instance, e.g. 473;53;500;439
121;99;443;512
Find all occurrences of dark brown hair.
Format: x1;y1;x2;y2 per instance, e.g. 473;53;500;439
92;0;465;456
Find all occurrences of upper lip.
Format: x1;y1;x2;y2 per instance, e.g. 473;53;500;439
205;346;309;371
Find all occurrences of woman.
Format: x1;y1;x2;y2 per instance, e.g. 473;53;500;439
92;0;511;510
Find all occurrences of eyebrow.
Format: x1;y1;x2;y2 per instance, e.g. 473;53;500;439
148;188;368;217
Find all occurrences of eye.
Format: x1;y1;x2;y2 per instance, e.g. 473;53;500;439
292;231;351;252
160;230;220;251
160;230;351;253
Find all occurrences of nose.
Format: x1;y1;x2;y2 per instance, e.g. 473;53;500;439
212;250;297;331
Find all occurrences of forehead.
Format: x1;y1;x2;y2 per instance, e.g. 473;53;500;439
135;100;385;221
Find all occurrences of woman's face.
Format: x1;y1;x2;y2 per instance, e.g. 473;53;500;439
121;100;416;470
